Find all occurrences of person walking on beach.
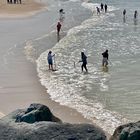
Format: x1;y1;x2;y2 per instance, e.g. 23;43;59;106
57;22;62;36
102;49;109;67
123;9;126;17
96;7;100;15
59;9;65;22
79;52;88;72
134;10;138;19
123;9;126;23
105;4;108;13
101;3;104;11
47;51;55;71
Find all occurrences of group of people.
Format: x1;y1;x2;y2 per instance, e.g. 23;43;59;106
48;5;110;72
47;49;109;72
7;0;22;4
123;9;138;19
96;3;108;15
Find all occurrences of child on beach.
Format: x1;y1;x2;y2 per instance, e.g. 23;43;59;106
96;7;100;15
47;51;55;71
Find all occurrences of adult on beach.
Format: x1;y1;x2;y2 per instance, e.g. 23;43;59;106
134;10;138;19
105;4;108;13
79;52;88;72
47;51;55;71
57;22;62;36
101;3;104;11
123;9;126;17
123;9;126;23
59;9;65;22
102;49;109;67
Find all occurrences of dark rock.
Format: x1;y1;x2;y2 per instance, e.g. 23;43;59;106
15;103;61;123
110;121;140;140
0;103;107;140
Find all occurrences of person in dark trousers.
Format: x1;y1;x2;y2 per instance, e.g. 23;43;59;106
101;3;104;11
47;51;55;71
79;52;88;72
105;4;108;13
57;22;62;36
102;50;109;67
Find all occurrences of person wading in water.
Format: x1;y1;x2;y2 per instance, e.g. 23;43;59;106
79;52;88;72
102;49;109;67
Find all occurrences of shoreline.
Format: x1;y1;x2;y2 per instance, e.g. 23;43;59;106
0;0;111;138
0;0;93;125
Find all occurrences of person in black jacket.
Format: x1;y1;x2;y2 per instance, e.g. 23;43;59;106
79;52;88;72
102;50;108;67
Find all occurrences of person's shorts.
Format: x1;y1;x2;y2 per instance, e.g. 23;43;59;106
102;58;108;66
48;60;53;65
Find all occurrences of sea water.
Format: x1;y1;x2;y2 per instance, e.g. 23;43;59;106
25;0;140;134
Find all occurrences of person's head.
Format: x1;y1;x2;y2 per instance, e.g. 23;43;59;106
81;52;85;57
106;49;108;52
57;22;61;25
59;9;63;13
49;51;52;54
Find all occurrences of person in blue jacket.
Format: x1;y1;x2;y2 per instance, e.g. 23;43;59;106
47;51;55;70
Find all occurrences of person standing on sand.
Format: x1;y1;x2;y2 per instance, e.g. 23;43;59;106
47;51;55;71
102;49;109;67
79;52;88;72
57;22;62;36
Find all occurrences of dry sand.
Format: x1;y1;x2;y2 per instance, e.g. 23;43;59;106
0;0;46;18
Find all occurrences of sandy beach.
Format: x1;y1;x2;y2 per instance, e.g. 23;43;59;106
0;0;92;124
0;0;46;18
